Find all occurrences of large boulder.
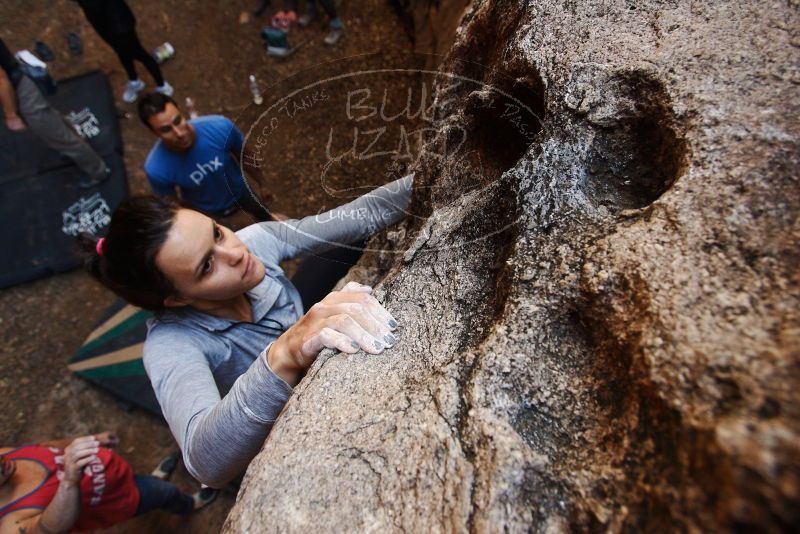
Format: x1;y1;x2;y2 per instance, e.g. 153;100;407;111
224;0;799;531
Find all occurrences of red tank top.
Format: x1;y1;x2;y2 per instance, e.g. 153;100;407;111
0;445;139;532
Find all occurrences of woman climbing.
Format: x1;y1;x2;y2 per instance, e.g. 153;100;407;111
81;174;414;488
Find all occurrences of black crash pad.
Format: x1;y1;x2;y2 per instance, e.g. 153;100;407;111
0;70;128;288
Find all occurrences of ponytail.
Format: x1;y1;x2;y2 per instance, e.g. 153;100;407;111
77;196;181;311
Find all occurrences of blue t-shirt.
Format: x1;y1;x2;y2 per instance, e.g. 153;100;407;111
144;115;247;213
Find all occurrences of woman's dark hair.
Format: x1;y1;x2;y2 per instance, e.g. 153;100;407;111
79;195;181;311
137;92;178;128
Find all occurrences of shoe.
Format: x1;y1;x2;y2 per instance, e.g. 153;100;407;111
253;0;270;16
324;28;343;46
155;81;174;97
34;41;54;62
122;79;145;103
67;32;82;56
192;486;218;510
151;451;180;480
79;167;111;189
298;12;315;27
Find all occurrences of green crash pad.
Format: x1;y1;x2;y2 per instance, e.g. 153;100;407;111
69;299;162;417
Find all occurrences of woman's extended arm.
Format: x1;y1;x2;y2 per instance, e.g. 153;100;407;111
255;173;414;264
146;285;399;488
144;333;293;489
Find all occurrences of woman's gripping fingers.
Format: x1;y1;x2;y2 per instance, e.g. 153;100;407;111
301;327;361;357
332;300;395;349
328;287;399;333
330;313;388;353
340;281;372;293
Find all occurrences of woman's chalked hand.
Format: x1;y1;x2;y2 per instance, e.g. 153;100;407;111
266;282;398;385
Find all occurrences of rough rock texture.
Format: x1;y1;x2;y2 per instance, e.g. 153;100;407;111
224;1;799;532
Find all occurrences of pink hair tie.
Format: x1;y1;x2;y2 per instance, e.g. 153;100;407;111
96;237;106;256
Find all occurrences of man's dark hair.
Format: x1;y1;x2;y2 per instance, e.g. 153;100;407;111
137;92;178;128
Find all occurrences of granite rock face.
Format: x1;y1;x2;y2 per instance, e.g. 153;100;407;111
224;1;799;532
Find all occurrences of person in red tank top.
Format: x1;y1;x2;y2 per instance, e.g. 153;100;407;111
0;432;215;533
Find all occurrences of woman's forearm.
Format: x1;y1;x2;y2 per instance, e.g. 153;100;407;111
178;351;293;488
266;173;415;260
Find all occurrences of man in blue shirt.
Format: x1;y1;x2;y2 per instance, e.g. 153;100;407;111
138;92;275;221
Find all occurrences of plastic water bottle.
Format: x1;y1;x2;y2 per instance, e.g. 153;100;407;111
249;74;263;105
153;42;175;64
185;97;198;119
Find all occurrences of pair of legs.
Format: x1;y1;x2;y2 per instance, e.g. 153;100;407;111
14;75;109;185
90;23;165;87
133;474;194;516
87;19;171;101
300;0;343;29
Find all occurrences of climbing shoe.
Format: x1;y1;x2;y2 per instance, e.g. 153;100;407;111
192;486;218;510
151;451;181;480
34;41;54;62
67;32;82;56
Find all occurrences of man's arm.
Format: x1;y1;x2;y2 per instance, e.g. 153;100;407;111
4;436;101;534
0;69;25;131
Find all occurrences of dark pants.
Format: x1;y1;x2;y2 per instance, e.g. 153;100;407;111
235;188;273;222
134;475;193;516
87;21;164;85
15;76;108;180
291;241;364;312
291;0;341;27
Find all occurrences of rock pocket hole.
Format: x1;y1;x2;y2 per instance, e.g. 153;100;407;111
583;74;687;210
461;73;546;184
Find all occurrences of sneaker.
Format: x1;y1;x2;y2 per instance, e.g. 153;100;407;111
79;167;111;189
151;451;180;480
34;41;55;62
192;486;218;510
155;81;174;97
122;79;145;103
324;28;343;46
67;32;82;56
253;0;270;17
298;12;315;27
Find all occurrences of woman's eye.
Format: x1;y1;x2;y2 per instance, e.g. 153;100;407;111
202;257;213;274
214;226;222;241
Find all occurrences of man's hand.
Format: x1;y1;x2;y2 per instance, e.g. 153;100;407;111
61;436;100;485
95;431;119;448
5;114;25;131
267;282;399;385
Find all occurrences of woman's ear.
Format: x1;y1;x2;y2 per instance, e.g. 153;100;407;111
163;294;191;308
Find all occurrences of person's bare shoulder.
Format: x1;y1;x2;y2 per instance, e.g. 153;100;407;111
0;510;43;534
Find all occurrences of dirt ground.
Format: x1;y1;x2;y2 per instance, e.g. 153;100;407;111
0;0;419;531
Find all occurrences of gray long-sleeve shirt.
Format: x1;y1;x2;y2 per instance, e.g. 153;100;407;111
143;174;414;488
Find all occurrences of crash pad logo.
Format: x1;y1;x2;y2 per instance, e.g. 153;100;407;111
61;193;111;236
67;107;101;139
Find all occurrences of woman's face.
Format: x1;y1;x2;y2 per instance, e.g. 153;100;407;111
155;209;266;306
